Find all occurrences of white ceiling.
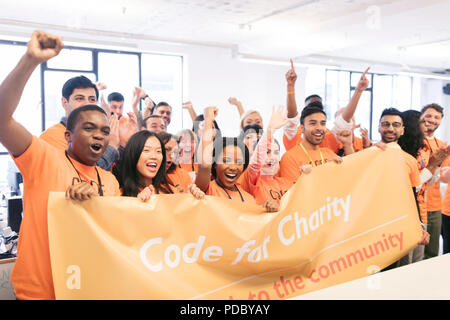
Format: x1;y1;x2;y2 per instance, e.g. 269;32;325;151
0;0;449;71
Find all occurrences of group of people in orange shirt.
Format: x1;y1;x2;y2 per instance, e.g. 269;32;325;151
0;31;449;300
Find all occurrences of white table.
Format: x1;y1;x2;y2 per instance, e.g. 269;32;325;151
292;253;450;300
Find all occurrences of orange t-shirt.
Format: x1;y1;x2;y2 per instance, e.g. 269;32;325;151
236;168;252;195
423;137;447;211
401;150;421;188
206;179;256;204
279;145;337;182
248;175;294;205
283;127;340;154
179;163;198;182
12;136;120;300
167;166;194;192
40;122;68;150
442;157;450;216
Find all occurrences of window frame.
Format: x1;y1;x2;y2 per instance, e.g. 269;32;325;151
0;39;184;155
325;69;413;140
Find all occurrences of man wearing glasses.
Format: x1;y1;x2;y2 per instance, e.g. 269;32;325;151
378;108;430;270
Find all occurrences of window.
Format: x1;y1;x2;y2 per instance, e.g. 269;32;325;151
0;42;42;153
0;40;183;187
325;69;414;141
141;54;183;129
98;51;140;115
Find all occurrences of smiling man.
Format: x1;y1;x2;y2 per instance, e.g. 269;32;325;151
420;103;447;259
0;31;120;300
378;108;422;192
377;108;431;271
279;106;345;182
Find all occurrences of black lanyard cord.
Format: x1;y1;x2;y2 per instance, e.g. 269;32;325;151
214;178;244;202
65;150;104;196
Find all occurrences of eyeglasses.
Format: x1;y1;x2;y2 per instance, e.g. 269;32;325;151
380;121;403;129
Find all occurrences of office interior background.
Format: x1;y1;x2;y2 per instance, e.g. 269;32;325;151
0;0;449;193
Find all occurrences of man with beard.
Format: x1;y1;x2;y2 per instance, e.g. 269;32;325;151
378;108;422;188
279;106;345;182
377;108;430;271
420;103;448;259
0;31;120;300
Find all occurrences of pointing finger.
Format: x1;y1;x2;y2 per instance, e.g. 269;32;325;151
362;66;370;78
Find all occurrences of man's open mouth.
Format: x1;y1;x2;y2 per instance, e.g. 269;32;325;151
90;143;103;152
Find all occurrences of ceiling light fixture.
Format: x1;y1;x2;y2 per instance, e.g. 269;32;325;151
397;71;450;81
238;56;339;69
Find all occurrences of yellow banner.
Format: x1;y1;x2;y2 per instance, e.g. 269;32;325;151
48;147;422;300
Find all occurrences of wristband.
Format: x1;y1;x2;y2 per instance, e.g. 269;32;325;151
287;91;295;95
141;95;149;100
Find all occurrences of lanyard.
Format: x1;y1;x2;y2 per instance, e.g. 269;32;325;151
299;143;324;167
418;151;425;170
214;179;244;202
65;150;104;196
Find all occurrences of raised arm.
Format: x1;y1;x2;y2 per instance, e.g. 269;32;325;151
182;101;198;122
341;67;370;123
286;59;298;118
131;87;142;118
96;82;110;115
228;97;244;117
248;105;288;183
195;106;218;192
0;31;63;157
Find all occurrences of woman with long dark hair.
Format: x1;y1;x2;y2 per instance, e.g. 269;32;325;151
398;110;425;158
115;130;203;201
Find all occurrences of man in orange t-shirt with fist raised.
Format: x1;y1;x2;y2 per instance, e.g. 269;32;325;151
0;31;120;300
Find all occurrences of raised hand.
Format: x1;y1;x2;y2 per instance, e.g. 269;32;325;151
134;86;147;99
336;129;353;146
268;105;289;131
204;106;218;121
108;114;120;149
119;112;139;147
96;82;107;91
99;94;110;115
356;67;370;92
228;97;241;107
285;59;297;86
182;101;194;110
26;31;64;64
360;127;372;148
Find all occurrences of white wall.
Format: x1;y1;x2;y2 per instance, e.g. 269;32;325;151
138;40;307;137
